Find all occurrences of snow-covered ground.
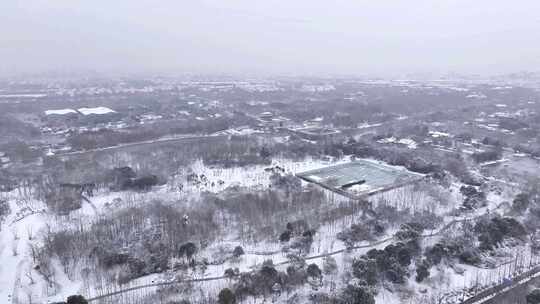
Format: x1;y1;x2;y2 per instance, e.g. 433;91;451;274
0;191;82;303
0;153;531;303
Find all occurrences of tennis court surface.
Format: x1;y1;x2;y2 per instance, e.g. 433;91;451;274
296;159;425;199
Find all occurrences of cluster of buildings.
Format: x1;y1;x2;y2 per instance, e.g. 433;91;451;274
254;111;342;142
41;106;121;134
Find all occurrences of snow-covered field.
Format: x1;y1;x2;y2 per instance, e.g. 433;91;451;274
0;156;349;302
0;191;83;303
0;154;531;304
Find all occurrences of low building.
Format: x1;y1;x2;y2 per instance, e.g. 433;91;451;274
296;159;425;201
257;112;291;129
42;106;120;128
288;126;341;141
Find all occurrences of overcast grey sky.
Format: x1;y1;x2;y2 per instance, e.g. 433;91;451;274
1;0;540;76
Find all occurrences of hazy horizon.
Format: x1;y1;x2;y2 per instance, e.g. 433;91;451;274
2;0;540;77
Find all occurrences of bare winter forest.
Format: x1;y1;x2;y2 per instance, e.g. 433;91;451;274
3;1;540;304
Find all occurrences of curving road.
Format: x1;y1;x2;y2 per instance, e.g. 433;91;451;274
54;134;226;157
458;264;540;304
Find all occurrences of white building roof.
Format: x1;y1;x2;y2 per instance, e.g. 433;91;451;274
44;109;77;115
77;107;116;115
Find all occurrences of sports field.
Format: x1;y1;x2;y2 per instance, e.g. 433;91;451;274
296;159;425;199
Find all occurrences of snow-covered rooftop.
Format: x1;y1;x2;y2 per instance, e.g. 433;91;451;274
44;109;77;115
377;137;417;149
297;159;425;199
77;106;116;115
429;131;451;138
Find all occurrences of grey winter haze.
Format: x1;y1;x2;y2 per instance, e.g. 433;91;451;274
2;0;540;76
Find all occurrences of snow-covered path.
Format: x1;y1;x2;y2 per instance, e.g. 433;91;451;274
56;134;226;157
11;259;26;304
0;198;23;303
0;210;26;304
0;193;68;304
